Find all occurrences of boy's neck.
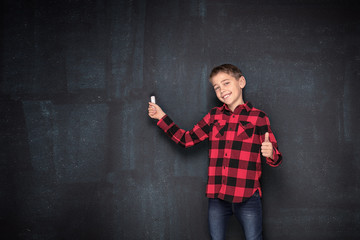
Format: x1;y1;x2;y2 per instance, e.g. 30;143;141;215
227;99;245;112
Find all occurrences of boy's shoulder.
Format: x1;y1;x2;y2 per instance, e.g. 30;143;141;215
209;106;221;115
249;105;267;118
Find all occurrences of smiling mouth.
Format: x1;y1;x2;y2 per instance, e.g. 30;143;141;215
222;93;231;99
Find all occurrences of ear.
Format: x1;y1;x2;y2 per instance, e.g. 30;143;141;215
239;76;246;89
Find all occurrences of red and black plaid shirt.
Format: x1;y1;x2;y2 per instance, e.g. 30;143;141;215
157;102;282;203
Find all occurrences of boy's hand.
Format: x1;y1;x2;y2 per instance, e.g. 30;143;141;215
261;132;274;159
148;102;166;120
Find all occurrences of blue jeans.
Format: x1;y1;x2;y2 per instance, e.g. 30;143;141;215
208;191;263;240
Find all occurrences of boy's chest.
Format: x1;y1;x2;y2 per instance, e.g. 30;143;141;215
211;113;261;143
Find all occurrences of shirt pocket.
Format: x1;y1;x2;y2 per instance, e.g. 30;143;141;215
236;121;255;140
212;120;228;138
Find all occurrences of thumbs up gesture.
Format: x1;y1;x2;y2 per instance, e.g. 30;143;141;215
261;132;274;159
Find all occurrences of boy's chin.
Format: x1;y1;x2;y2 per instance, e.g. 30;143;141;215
222;98;231;104
218;97;232;105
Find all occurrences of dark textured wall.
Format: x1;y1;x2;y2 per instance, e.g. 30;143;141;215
1;0;359;239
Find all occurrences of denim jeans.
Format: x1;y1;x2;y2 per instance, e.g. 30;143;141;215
208;191;263;240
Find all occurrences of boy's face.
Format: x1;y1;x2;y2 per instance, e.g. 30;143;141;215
211;72;246;111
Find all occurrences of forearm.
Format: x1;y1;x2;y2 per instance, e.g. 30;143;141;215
157;115;208;148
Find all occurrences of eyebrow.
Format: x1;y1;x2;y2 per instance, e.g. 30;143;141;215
213;79;230;87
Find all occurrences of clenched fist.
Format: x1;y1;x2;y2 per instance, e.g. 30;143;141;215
148;102;166;120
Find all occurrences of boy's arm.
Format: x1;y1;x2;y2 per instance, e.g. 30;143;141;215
148;102;210;148
260;115;282;167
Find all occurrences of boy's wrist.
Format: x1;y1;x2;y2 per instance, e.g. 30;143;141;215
270;147;278;161
158;113;166;120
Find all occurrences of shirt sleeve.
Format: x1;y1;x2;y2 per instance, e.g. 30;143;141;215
157;113;211;148
261;115;282;167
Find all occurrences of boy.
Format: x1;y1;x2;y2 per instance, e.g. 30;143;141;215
148;64;282;240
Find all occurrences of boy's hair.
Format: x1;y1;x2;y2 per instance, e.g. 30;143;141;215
209;64;243;80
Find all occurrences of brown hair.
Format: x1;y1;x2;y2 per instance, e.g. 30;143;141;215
209;64;243;80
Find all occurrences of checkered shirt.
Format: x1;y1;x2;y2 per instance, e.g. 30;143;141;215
157;102;282;203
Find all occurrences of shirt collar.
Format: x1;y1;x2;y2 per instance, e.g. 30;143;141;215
220;101;253;113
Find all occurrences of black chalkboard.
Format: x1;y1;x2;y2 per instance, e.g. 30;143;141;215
1;0;359;239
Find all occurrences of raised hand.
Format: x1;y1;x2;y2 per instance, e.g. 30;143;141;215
148;102;166;120
261;132;274;159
